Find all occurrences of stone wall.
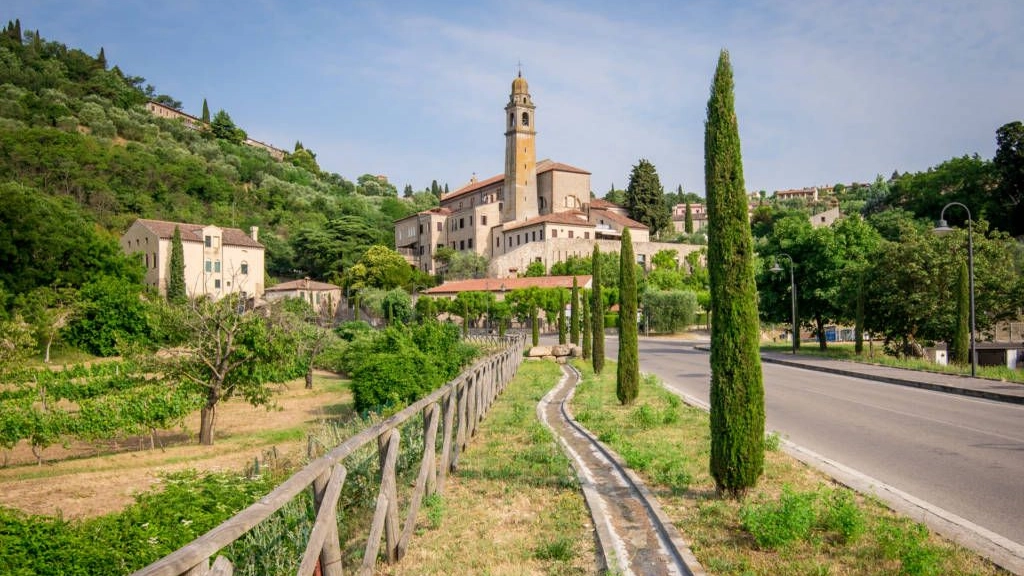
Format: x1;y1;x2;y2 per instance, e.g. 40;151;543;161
489;238;702;278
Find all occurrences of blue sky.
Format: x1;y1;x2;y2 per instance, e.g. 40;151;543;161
7;1;1023;197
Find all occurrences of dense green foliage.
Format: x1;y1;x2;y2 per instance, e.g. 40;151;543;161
342;321;478;413
590;245;605;375
616;229;639;405
167;225;186;303
642;290;698;333
569;276;580;345
952;262;970;365
581;289;592;360
625;158;670;237
993;121;1024;235
704;50;764;496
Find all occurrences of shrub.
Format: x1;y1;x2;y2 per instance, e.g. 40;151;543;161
740;486;817;549
821;489;865;544
603;313;619;329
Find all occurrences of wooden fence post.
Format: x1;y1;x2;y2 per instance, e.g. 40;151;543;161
438;390;457;491
309;465;345;576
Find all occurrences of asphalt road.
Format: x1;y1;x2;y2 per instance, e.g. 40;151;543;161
612;336;1024;548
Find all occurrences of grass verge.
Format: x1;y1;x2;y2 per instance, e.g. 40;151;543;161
571;359;1009;576
380;359;596;576
761;342;1024;384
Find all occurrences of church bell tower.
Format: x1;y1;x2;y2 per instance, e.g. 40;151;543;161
502;70;538;223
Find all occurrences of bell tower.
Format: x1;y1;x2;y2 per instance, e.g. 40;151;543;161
502;70;538;223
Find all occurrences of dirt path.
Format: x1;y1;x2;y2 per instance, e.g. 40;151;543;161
537;364;706;576
0;372;351;518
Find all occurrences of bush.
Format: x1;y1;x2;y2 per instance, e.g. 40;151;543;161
334;320;371;341
603;313;619;329
740;486;818;549
642;290;698;333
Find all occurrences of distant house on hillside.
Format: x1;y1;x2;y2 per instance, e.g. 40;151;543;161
121;218;265;301
264;277;341;317
143;101;288;160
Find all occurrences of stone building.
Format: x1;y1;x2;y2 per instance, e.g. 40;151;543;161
121;218;265;301
395;72;698;278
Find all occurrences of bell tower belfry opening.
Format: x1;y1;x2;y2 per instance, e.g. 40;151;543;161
502;69;538;223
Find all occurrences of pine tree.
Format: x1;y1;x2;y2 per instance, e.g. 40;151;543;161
684;200;694;234
617;228;639;404
201;98;211;124
582;289;592;360
570;276;580;345
952;261;970;365
705;49;764;497
167;226;187;304
591;244;605;375
625;159;670;237
97;47;107;69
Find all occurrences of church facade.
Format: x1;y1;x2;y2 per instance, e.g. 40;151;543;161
395;72;696;278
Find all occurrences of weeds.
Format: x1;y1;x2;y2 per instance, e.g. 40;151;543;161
764;431;782;452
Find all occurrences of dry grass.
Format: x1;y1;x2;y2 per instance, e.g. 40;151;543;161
570;359;1009;576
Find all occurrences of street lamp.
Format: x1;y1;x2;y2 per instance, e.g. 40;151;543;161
933;202;976;377
770;254;798;354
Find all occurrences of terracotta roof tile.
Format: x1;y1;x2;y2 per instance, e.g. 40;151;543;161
424;275;593;295
440;159;591;203
132;218;263;249
265;278;340;292
500;210;593;232
591;208;647;230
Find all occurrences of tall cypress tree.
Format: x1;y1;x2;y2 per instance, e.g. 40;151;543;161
952;261;970;365
582;289;592;360
684;200;694;234
705;49;764;497
201;98;211;124
617;229;639;404
570;276;580;345
591;244;605;375
97;47;107;69
531;305;540;347
167;226;186;304
557;291;567;345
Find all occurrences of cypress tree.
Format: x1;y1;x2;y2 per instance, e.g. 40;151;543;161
167;226;187;304
582;289;592;360
97;47;107;69
952;261;970;365
684;200;694;234
616;229;639;404
705;49;764;497
591;244;605;375
201;98;210;124
531;305;540;347
570;276;580;345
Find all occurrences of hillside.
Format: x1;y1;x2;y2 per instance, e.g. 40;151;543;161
0;19;439;308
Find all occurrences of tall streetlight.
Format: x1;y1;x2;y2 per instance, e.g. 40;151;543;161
934;202;976;377
770;253;798;354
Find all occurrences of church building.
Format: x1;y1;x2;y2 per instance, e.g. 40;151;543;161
396;72;694;278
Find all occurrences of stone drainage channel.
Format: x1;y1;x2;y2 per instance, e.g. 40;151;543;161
537;364;707;576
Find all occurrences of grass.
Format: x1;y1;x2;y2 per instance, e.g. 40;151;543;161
380;359;595;576
761;342;1024;383
569;358;1009;576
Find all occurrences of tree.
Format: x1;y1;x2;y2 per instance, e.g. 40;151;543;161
625;159;670;237
604;184;626;206
344;245;413;292
617;228;639;405
951;261;970;365
581;289;592;360
524;260;546;277
591;244;605;375
704;50;764;497
160;294;294;445
642;290;697;334
0;314;35;376
167;225;186;304
17;286;76;363
210;109;245;144
570;276;580;345
96;47;106;69
994;121;1024;236
201;98;210;123
684;200;694;234
557;300;567;345
65;275;153;356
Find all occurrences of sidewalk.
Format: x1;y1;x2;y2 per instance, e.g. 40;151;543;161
759;351;1024;405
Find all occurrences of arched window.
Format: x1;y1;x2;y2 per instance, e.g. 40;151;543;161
509;113;514;127
521;112;529;127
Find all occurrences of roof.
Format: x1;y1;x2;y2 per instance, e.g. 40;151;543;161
424;275;593;295
500;210;593;232
130;218;263;249
589;198;621;209
265;278;340;292
441;159;591;203
590;207;648;230
394;206;451;224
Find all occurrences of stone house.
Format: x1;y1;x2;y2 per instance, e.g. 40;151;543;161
263;277;341;318
121;218;265;300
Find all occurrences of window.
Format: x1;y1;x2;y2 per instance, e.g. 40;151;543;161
214;260;221;273
509;112;514;127
460;240;465;250
204;235;211;247
468;238;473;248
552;229;558;238
522;112;529;126
584;232;590;239
569;231;574;239
437;222;442;232
496;237;500;247
531;231;536;241
214;279;221;289
419;224;424;234
145;254;149;268
482;215;488;226
205;259;212;272
241;261;249;275
540;230;544;240
460;218;465;229
153;252;157;267
469;216;473;226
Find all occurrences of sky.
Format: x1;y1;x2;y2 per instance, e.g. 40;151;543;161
7;1;1024;197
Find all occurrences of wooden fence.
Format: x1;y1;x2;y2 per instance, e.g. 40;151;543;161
130;333;526;576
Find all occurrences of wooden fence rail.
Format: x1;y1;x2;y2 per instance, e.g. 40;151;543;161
130;333;526;576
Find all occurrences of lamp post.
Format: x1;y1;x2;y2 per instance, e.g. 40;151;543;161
934;202;976;377
770;253;798;354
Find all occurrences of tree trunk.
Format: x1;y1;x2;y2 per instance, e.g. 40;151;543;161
305;367;314;389
199;385;220;445
816;315;827;350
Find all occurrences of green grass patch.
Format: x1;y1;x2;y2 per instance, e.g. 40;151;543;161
570;359;1008;575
